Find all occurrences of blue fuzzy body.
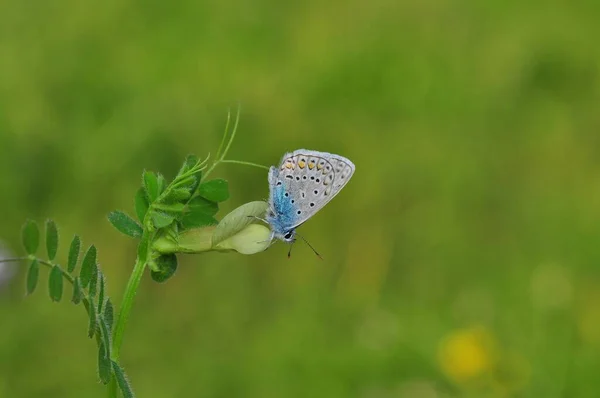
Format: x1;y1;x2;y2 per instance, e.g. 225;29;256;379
267;184;297;239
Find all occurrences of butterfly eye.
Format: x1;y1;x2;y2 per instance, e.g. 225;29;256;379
284;231;293;240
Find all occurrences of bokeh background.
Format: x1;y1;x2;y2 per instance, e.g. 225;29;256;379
1;0;600;397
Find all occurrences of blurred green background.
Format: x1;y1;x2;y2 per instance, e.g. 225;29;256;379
1;0;600;397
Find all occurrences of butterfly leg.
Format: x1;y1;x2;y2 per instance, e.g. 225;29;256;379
247;215;268;224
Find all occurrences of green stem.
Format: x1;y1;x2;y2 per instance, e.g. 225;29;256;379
215;108;232;160
203;106;242;181
220;106;241;164
219;160;270;171
111;232;152;359
108;229;153;397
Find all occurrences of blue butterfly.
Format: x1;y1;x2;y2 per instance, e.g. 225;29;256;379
265;149;355;251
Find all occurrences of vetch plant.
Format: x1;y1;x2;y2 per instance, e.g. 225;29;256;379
0;109;272;397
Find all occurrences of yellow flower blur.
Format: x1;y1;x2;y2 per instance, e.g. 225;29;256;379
438;326;495;385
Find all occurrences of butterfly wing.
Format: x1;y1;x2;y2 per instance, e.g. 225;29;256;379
270;149;355;230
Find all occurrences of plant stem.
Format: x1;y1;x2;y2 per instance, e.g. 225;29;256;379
219;159;270;171
0;257;75;283
111;234;151;359
203;106;242;181
108;229;153;397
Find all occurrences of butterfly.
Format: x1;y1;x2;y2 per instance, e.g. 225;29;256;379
264;149;355;254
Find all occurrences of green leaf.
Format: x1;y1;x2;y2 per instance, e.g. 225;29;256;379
98;342;112;385
189;196;219;216
86;299;97;338
212;201;269;245
179;196;219;229
150;254;178;283
108;211;143;238
153;203;186;214
113;361;135;398
26;259;39;295
164;187;192;203
88;265;98;297
187;174;202;196
180;208;218;229
151;211;175;229
72;277;83;304
143;170;159;202
180;163;202;194
80;245;97;288
22;220;39;255
178;154;199;176
104;299;114;331
198;179;229;202
177;156;203;193
67;235;81;273
134;188;149;223
99;316;111;351
45;220;59;261
97;273;105;314
157;173;166;196
48;265;63;302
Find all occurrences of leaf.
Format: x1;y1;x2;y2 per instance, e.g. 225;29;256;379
99;316;111;351
143;170;159;202
26;259;39;295
86;299;97;338
157;173;166;196
113;361;135;398
48;265;63;302
151;211;175;229
98;342;112;385
198;179;229;202
180;209;218;229
104;299;114;331
189;196;219;216
97;273;105;314
134;188;149;223
45;220;59;261
22;220;39;255
153;203;186;214
212;201;269;245
80;245;97;288
164;188;191;203
150;254;178;283
108;211;143;238
72;277;83;304
178;154;199;176
88;264;98;297
67;235;81;273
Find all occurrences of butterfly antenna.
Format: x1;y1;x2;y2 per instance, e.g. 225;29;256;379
287;243;293;259
297;233;323;260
